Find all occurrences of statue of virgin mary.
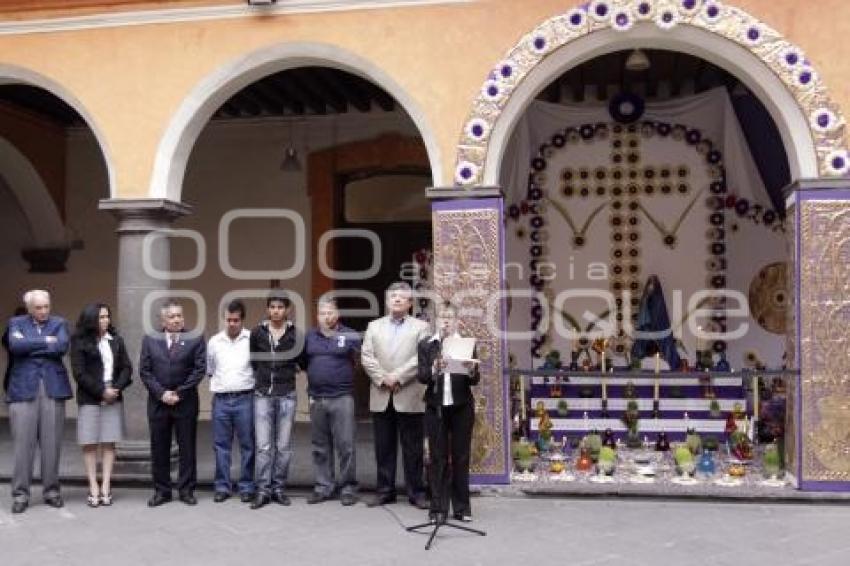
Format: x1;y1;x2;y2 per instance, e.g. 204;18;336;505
630;274;681;370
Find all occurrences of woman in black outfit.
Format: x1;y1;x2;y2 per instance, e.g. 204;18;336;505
70;303;132;507
417;303;480;523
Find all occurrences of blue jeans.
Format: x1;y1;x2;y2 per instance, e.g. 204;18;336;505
310;394;357;497
212;392;255;495
254;392;296;495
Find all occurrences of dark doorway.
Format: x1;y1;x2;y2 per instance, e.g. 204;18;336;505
333;169;432;416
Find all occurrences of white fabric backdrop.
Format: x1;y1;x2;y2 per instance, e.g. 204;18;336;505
502;88;786;369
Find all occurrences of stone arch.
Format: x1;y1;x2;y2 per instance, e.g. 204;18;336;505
454;0;848;187
0;63;116;197
0;137;65;248
150;42;443;201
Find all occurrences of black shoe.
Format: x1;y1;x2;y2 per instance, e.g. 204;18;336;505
340;493;358;507
213;492;230;503
272;492;291;506
179;493;198;506
453;512;473;523
11;501;27;514
239;492;254;504
409;493;429;510
250;493;270;510
429;511;448;524
44;495;64;509
306;492;330;505
147;493;171;507
366;493;396;507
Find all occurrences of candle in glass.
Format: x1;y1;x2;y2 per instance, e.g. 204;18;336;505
753;375;759;422
519;375;526;421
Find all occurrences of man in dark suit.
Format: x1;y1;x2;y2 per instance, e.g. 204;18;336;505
417;304;479;523
5;291;72;514
139;300;206;507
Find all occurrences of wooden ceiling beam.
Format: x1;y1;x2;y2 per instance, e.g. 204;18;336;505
229;91;263;117
255;79;304;114
315;68;371;112
292;68;347;113
269;74;326;115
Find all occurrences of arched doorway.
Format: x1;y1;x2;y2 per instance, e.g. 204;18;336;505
0;74;113;419
448;1;849;489
157;49;437;429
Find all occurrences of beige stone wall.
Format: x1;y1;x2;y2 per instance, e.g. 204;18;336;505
0;0;847;197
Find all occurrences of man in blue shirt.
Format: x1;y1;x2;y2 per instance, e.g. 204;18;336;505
304;296;361;506
5;290;72;514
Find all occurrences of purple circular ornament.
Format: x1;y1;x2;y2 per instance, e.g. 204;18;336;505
595;2;609;18
747;27;760;42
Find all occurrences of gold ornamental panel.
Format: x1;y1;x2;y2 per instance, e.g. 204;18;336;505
799;200;850;483
432;205;508;479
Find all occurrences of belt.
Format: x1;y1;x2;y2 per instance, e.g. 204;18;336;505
214;389;253;398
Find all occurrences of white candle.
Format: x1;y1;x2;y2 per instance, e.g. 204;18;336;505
519;375;526;421
601;351;606;373
753;376;759;421
654;373;660;402
655;352;661;374
602;376;607;400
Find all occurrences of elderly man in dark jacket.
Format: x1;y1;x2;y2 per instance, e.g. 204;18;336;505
5;290;72;514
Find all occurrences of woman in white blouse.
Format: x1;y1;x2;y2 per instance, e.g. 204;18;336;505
70;303;132;507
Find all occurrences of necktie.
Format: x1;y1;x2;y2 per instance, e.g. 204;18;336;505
169;335;178;356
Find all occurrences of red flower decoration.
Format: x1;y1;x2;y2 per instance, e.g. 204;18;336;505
725;195;737;208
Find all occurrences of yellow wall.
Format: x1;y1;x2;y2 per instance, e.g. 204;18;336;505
0;0;848;195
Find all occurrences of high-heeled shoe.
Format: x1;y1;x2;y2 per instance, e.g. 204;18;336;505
99;492;113;506
87;493;100;508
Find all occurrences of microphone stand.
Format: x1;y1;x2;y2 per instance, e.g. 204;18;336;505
406;348;486;550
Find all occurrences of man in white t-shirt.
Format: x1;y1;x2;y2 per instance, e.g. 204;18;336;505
207;300;255;503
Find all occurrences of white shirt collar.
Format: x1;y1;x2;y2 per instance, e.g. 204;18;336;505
216;328;250;342
430;331;460;342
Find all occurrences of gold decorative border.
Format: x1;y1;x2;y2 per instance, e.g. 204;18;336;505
799;200;850;482
454;0;848;185
432;206;508;478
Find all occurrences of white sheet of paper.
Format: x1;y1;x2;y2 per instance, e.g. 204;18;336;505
443;336;476;374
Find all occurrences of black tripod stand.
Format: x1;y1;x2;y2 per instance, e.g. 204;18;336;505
406;513;486;550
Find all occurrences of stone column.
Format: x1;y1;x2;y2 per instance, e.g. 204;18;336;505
427;187;511;484
99;198;192;472
785;179;850;491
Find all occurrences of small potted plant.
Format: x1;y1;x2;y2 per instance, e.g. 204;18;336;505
557;399;569;417
597;446;617;476
762;442;783;479
709;399;721;418
686;428;702;455
512;440;536;473
584;430;603;462
703;435;720;452
674;446;696;477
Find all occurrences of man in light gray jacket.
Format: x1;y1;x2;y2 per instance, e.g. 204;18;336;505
361;282;430;508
